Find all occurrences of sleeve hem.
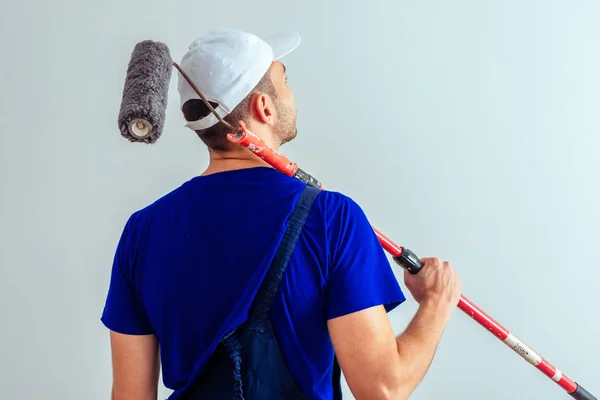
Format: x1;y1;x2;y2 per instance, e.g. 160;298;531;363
326;294;407;321
100;316;155;336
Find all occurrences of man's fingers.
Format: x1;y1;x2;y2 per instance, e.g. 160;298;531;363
420;257;441;266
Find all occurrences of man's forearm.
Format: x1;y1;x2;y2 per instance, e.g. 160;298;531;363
394;299;454;398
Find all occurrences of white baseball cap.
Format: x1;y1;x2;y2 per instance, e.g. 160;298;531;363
177;28;301;130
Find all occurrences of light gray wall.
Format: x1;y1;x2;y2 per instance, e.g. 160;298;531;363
1;0;598;399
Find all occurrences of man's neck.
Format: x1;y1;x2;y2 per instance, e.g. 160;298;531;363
201;149;273;176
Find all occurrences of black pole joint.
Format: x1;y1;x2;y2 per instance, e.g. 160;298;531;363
393;247;423;274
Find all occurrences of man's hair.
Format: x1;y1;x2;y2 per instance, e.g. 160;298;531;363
182;72;277;151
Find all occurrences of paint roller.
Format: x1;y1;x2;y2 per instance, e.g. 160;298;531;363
118;40;234;145
115;39;596;400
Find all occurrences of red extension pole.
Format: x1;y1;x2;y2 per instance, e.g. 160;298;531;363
227;122;595;400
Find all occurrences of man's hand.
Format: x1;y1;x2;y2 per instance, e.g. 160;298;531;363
109;331;160;400
403;257;462;307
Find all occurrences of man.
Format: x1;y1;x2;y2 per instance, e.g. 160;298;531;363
101;28;462;400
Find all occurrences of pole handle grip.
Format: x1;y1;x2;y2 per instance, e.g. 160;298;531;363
393;247;423;274
571;384;597;400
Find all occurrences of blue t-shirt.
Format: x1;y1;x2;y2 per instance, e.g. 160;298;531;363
101;166;406;399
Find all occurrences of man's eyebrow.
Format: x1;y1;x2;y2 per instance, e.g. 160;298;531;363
281;63;286;73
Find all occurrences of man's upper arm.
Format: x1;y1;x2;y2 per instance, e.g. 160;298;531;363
322;193;406;399
102;213;159;399
110;331;160;400
328;305;402;400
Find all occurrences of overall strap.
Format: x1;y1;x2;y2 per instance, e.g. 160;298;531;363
250;185;320;323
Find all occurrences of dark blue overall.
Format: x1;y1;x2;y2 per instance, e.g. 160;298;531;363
184;185;343;400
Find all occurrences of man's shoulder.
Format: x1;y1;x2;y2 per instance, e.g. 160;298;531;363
120;179;192;232
314;189;369;221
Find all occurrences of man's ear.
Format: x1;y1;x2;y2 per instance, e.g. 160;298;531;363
251;93;275;125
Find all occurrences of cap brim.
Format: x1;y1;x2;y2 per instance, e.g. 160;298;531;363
264;30;301;60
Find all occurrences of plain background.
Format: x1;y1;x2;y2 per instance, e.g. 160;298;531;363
1;0;598;399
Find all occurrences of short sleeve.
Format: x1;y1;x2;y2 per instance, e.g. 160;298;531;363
324;194;406;320
100;214;154;335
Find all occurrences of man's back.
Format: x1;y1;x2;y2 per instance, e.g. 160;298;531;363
101;166;406;399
